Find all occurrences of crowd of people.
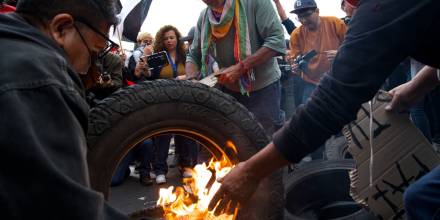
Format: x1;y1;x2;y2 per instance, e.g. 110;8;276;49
0;0;439;219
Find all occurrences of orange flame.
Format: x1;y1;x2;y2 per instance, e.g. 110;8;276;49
157;153;237;220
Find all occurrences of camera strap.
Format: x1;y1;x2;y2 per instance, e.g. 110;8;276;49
166;52;178;78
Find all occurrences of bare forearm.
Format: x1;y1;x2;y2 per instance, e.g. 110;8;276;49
185;61;199;79
273;0;288;21
412;66;440;92
245;142;290;180
242;47;278;69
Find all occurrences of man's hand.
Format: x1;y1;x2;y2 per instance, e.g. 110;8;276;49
208;162;261;215
385;81;422;113
176;75;187;80
217;63;243;85
385;66;439;113
291;63;301;75
324;50;337;62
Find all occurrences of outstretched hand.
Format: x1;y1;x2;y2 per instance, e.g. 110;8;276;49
208;162;261;216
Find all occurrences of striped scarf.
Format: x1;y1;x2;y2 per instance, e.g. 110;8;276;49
200;0;254;95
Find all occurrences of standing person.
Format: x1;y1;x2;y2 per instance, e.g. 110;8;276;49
125;32;154;85
0;0;128;219
290;0;347;106
208;0;440;218
273;0;297;34
185;0;286;135
289;0;347;159
150;25;199;184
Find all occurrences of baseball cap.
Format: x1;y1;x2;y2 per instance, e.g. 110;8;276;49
290;0;317;14
181;26;195;42
345;0;359;8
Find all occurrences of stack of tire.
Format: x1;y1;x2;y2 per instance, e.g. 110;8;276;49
283;136;377;219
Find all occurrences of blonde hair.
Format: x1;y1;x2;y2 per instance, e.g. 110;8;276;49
137;32;153;43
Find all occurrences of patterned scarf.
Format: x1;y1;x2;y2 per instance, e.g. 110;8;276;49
200;0;254;95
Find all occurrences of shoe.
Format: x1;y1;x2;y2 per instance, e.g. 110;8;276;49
182;168;193;178
150;172;156;179
139;175;153;186
156;174;167;184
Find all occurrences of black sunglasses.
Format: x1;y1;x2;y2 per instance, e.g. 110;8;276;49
297;9;316;19
75;17;119;59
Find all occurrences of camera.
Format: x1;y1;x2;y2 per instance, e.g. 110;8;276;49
141;51;169;69
294;49;317;72
101;72;111;82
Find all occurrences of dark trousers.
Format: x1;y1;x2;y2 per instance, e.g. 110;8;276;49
111;139;153;186
222;80;284;136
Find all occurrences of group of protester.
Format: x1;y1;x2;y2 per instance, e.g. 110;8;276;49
0;0;439;219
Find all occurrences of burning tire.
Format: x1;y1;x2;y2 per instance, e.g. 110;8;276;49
284;160;376;220
87;79;284;220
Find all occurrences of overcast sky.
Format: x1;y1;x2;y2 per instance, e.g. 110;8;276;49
140;0;345;38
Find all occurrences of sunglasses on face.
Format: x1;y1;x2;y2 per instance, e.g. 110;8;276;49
75;17;119;59
297;10;316;20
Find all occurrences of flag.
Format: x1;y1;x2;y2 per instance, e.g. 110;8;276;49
113;0;152;42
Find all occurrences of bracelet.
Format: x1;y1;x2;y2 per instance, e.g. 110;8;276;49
239;60;250;74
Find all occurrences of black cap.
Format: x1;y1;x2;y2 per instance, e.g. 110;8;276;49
290;0;317;14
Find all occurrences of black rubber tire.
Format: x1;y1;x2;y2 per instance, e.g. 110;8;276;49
325;135;352;160
284;160;376;220
87;79;284;220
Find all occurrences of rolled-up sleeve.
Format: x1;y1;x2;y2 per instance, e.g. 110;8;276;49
186;11;205;67
254;0;286;55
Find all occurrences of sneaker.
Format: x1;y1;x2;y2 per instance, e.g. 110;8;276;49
149;172;156;179
182;168;193;178
139;175;153;186
156;174;167;184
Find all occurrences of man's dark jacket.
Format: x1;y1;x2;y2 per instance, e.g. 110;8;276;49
273;0;440;162
0;13;127;219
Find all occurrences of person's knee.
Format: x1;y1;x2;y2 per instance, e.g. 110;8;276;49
404;180;424;210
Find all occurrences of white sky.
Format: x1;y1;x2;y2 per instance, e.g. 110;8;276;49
140;0;345;38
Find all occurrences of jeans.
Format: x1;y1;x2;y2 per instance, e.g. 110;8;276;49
111;139;153;186
281;73;297;120
153;135;199;175
297;78;325;160
222;80;284;136
300;79;317;105
404;165;440;220
174;135;199;168
410;98;432;142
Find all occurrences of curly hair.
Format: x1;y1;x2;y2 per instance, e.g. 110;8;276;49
153;25;186;64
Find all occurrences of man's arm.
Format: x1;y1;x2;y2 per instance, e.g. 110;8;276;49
209;0;436;214
273;0;296;34
386;66;440;112
217;47;278;84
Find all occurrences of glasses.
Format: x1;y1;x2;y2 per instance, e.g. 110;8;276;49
296;10;316;20
75;17;119;59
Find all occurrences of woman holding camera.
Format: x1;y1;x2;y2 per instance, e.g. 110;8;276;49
149;25;199;184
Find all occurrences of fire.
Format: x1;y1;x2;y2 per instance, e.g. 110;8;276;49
157;155;237;220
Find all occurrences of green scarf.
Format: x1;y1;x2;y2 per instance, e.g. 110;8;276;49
200;0;254;95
